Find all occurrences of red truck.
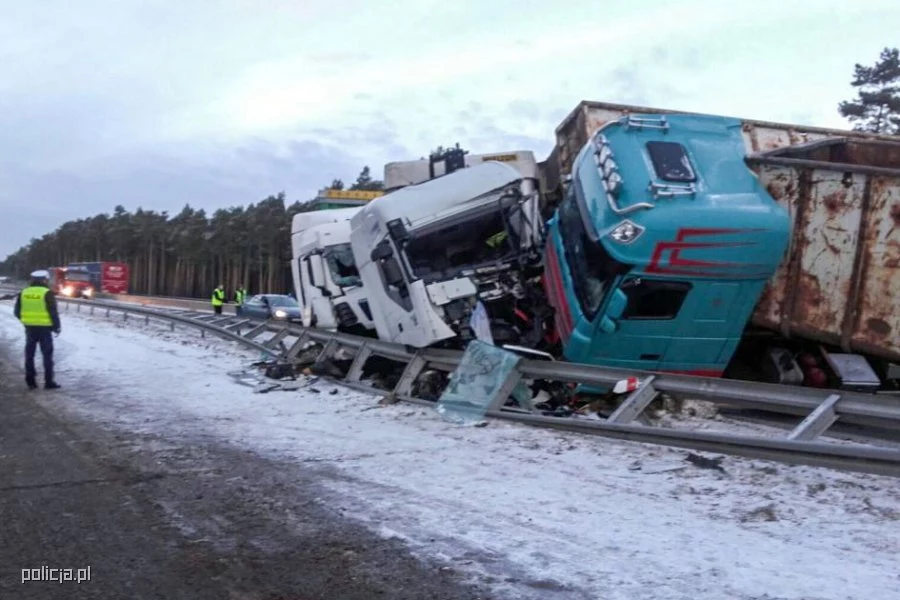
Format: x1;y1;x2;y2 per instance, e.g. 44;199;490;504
48;262;130;298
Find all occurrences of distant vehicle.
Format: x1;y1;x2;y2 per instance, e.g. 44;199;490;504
240;294;303;323
66;261;129;295
48;266;95;298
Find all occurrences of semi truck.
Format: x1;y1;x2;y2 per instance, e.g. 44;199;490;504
290;207;374;333
350;160;545;347
48;266;94;298
538;101;900;391
48;264;128;298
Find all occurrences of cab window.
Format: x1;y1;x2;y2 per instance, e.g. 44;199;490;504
646;141;696;182
558;179;630;320
620;278;691;320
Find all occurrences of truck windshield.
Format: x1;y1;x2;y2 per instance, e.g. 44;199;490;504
558;185;630;319
267;296;298;307
66;272;91;282
323;243;361;288
405;206;516;280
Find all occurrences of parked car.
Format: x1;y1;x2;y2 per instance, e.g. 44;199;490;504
241;294;303;322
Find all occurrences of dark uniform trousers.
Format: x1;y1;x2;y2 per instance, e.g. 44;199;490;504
25;326;54;386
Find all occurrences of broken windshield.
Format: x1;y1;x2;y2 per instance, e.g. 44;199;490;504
404;204;519;281
323;243;362;287
558;181;631;319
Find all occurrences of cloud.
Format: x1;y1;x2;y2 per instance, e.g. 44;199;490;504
0;139;364;257
3;0;900;261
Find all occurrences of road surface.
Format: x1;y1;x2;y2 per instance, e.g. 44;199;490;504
1;303;899;600
0;338;494;599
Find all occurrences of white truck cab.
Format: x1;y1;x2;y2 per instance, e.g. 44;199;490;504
291;208;375;333
349;160;545;348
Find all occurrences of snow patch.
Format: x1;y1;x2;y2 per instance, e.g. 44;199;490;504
2;305;899;599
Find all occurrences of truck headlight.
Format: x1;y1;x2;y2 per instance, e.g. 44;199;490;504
274;309;287;318
609;220;644;244
62;286;73;296
84;288;93;297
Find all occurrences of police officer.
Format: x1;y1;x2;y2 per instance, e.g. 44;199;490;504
234;283;246;316
13;270;61;390
211;283;225;315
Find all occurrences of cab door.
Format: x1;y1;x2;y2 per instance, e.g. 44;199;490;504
586;276;692;371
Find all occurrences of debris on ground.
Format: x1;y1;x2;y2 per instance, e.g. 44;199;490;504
685;453;727;473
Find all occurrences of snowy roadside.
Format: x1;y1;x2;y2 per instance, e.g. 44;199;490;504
2;305;898;599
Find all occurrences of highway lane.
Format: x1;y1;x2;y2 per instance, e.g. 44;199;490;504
0;331;495;600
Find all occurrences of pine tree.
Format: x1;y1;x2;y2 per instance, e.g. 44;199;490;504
838;47;900;135
349;166;384;191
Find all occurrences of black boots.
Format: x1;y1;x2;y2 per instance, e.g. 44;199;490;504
26;380;61;390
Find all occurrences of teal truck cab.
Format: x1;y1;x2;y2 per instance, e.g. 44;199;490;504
542;113;792;377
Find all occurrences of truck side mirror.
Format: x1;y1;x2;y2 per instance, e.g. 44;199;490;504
370;240;393;262
308;254;327;289
599;315;618;333
606;288;627;321
382;258;405;286
598;288;627;333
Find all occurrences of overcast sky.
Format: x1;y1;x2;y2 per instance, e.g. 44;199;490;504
1;0;897;259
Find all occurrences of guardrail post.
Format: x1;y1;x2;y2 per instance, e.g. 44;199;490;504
145;314;150;325
345;343;372;383
223;319;252;332
77;303;81;313
106;308;111;317
788;394;841;441
487;366;526;413
285;332;311;361
607;376;658;424
263;328;291;350
90;306;94;315
170;322;175;331
314;338;339;366
241;323;269;340
392;353;427;398
123;312;128;322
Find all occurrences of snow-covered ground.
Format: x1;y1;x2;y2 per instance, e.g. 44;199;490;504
1;304;898;600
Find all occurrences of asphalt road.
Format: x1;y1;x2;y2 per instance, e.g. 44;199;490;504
0;338;497;600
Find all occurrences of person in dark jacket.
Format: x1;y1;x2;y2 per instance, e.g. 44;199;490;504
13;270;62;390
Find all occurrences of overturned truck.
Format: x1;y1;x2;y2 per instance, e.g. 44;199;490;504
350;161;546;348
299;101;900;394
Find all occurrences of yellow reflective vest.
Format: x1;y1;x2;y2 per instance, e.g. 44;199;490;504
19;286;53;326
211;287;225;306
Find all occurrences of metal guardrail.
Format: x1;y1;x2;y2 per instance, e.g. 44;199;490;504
55;296;900;478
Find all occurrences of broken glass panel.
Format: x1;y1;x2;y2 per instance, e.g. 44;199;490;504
436;340;521;425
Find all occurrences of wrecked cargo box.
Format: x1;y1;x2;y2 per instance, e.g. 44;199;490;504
747;137;900;364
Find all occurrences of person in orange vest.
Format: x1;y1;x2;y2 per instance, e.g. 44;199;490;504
13;270;62;390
